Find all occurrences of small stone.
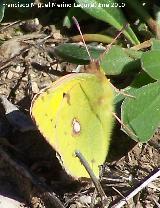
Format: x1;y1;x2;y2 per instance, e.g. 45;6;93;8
7;71;13;79
32;82;39;94
14;65;22;73
34;18;39;26
79;195;92;204
53;32;62;40
0;195;27;208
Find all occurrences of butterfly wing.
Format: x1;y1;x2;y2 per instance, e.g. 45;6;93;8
31;73;114;179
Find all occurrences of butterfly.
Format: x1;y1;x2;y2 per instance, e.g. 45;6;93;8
31;59;114;179
31;15;115;179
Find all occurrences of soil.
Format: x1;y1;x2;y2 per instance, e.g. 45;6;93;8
0;18;160;208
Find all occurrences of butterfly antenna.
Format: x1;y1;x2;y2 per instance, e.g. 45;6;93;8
72;16;93;62
112;112;138;139
105;23;129;53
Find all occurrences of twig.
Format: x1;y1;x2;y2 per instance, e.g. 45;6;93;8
112;168;160;208
130;40;152;51
153;198;160;208
112;187;128;205
0;21;21;32
0;33;48;71
0;47;30;71
75;151;108;206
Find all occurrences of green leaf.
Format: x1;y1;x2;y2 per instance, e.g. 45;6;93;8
54;44;142;75
53;43;104;64
75;0;139;45
63;7;89;28
131;71;155;88
0;1;5;22
122;0;158;33
114;71;155;105
124;48;143;59
121;81;160;142
122;0;151;23
100;46;141;75
141;50;160;80
151;38;160;51
71;33;114;44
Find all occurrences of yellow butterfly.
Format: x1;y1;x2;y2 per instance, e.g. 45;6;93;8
31;60;114;179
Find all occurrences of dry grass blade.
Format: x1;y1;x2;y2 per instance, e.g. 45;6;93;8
112;168;160;208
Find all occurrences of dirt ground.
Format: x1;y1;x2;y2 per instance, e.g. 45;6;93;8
0;19;160;208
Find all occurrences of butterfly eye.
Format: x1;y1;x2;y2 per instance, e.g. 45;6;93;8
72;118;81;135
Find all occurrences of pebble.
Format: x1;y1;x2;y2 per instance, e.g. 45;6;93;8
0;195;27;208
31;82;39;94
7;71;14;79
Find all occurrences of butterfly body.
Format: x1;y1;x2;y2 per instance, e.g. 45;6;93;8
31;71;114;179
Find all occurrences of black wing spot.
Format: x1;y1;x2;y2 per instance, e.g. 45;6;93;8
63;92;71;105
